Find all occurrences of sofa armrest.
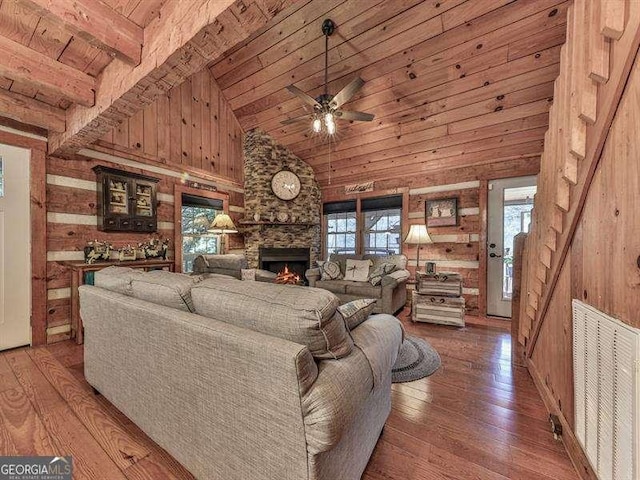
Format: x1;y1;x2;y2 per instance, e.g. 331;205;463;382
381;269;410;288
305;267;321;287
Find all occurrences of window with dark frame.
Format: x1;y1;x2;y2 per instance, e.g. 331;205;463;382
323;195;402;258
181;194;223;272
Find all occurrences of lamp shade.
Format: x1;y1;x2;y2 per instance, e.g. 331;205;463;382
207;213;237;234
403;224;432;244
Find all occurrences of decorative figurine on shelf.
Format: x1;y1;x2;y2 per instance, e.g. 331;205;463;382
143;236;170;259
119;245;137;261
253;212;261;222
269;212;276;222
84;240;112;264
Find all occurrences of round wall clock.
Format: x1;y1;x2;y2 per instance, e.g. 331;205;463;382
271;169;301;201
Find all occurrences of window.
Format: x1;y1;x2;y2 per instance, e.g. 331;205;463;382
326;211;357;254
323;195;402;257
180;193;224;272
362;209;401;255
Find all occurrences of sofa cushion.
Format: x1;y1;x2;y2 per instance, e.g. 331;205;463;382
364;254;408;271
315;279;351;294
337;298;377;330
192;276;353;359
329;254;362;276
368;262;398;286
94;266;143;295
317;260;343;280
345;282;382;298
344;259;372;282
131;271;202;312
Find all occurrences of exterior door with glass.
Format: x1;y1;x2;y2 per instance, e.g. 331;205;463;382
487;176;537;318
0;144;31;350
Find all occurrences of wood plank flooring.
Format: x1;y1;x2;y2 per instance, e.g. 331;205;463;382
0;312;578;480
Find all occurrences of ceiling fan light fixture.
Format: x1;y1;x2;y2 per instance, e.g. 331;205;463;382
326;118;336;135
312;117;322;133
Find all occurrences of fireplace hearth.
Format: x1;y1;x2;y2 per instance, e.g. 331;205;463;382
260;247;310;285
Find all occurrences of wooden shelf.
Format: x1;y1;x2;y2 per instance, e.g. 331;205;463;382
238;220;318;227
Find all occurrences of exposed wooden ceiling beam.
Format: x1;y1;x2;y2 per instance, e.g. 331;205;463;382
49;0;295;155
0;89;65;132
0;35;95;107
18;0;144;65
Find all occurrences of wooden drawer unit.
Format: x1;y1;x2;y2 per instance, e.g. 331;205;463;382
412;294;465;326
417;272;463;297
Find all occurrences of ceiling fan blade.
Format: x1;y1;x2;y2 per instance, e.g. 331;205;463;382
335;109;375;122
285;85;320;108
330;77;365;108
280;114;313;125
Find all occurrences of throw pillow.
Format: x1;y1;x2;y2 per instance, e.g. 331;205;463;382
241;268;256;281
368;262;398;286
317;260;343;280
338;298;377;330
344;259;372;282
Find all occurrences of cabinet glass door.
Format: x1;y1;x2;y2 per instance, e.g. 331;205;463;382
108;177;129;215
135;183;153;217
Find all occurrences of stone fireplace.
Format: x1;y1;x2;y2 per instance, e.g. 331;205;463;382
241;129;321;270
260;247;311;284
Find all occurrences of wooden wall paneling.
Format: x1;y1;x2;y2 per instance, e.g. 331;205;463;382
528;0;640;354
168;86;181;164
191;71;204;171
143;100;158;158
180;77;193;167
112;118;129;147
30;147;47;346
219;98;229;179
210;79;221;175
201;72;212;173
156;94;170;162
128;109;144;152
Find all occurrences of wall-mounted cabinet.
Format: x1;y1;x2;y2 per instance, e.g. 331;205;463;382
93;166;159;232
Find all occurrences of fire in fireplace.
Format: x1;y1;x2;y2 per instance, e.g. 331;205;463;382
259;247;310;285
275;265;301;285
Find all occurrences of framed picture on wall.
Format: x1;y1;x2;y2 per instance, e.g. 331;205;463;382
425;197;458;227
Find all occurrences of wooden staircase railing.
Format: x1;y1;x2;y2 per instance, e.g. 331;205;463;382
518;0;640;356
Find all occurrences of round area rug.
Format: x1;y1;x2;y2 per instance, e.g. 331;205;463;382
392;336;441;383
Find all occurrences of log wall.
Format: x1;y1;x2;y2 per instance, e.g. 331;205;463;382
322;159;541;316
44;68;246;344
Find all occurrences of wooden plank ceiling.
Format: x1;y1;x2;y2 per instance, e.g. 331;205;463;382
210;0;568;189
0;0;297;149
0;0;162;116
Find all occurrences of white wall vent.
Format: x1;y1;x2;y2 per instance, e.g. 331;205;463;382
573;300;639;480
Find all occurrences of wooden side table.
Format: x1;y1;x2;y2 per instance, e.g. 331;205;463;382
61;259;174;344
412;272;465;327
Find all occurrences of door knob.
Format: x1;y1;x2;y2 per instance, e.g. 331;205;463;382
489;252;502;258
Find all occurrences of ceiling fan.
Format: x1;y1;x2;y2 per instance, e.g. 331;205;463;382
281;19;375;134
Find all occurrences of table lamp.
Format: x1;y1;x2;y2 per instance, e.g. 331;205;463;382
208;213;237;254
403;224;432;275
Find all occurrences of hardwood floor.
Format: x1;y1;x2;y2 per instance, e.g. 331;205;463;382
0;312;578;480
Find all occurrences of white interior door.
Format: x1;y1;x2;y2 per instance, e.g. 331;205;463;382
0;144;31;350
487;176;537;318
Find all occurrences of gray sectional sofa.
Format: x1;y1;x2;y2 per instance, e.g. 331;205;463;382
80;267;403;480
306;253;410;314
191;253;276;281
